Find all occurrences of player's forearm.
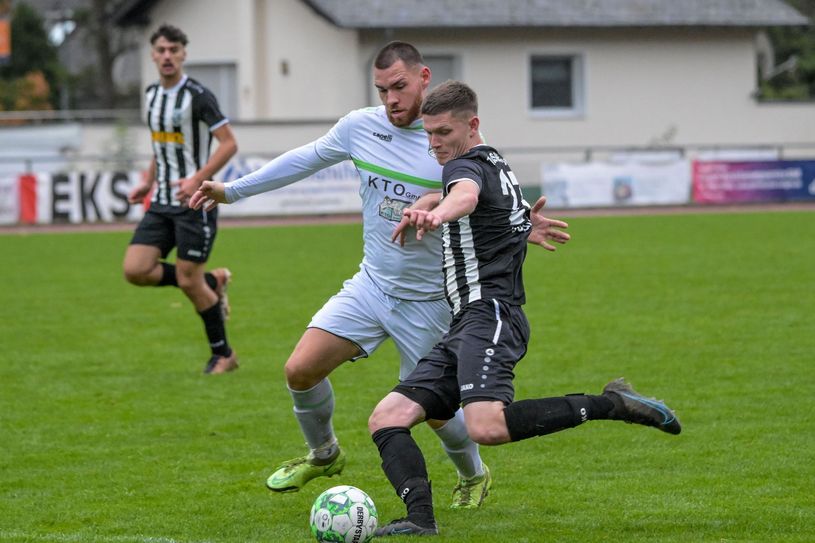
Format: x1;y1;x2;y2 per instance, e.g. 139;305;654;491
193;138;238;186
433;183;479;224
409;191;442;211
224;142;336;203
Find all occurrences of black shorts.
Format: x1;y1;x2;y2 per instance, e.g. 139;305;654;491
395;298;530;421
130;205;218;263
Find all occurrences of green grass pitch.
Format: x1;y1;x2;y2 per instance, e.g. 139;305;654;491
1;210;813;542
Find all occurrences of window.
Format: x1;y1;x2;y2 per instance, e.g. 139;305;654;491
185;63;238;120
530;55;584;117
423;55;459;88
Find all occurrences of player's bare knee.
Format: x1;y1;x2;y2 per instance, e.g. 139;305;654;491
123;264;150;285
369;393;423;433
175;271;201;294
466;423;507;445
367;407;387;434
284;359;321;390
368;403;406;433
465;411;511;445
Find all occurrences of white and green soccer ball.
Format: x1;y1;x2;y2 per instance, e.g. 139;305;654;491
309;485;378;543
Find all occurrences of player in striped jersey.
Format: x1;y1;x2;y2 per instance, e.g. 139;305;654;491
123;24;239;375
370;81;681;536
190;42;569;507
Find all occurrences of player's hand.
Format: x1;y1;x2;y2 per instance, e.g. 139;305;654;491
172;177;201;205
189;180;227;211
127;182;152;204
391;208;442;246
527;196;570;251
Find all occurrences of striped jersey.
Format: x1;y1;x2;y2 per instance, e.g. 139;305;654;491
225;105;445;301
441;145;531;315
144;75;229;207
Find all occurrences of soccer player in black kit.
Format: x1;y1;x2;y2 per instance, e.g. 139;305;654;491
369;81;682;537
123;24;238;374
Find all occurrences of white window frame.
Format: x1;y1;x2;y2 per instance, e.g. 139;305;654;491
528;53;585;119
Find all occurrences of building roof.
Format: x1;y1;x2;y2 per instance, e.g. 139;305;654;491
303;0;809;28
114;0;809;28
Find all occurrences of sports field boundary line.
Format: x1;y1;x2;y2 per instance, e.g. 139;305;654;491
1;202;813;236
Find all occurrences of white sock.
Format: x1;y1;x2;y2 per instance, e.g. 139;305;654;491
432;409;484;479
290;379;338;461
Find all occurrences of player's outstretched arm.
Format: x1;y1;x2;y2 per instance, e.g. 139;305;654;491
392;180;479;244
391;192;443;246
527;196;570;251
391;208;440;244
410;191;442;211
190;181;227;211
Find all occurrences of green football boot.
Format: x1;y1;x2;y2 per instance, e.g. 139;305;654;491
266;449;346;492
450;462;491;509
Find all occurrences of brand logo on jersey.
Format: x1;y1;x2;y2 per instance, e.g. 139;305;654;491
373;131;393;142
427;146;436;158
152;131;185;144
485;151;506;166
511;222;531;233
367;176;427;201
460;383;474;391
172;108;184;126
378;196;411;222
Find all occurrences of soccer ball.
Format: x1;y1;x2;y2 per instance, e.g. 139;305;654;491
309;485;378;543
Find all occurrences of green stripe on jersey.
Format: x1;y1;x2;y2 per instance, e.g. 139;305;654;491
352;158;441;188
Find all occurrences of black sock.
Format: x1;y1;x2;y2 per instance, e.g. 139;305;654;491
204;272;217;291
157;262;178;287
503;394;615;442
372;427;435;525
198;302;231;357
158;263;216;291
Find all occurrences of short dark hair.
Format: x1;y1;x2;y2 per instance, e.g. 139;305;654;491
150;24;188;46
374;41;424;70
421;80;478;118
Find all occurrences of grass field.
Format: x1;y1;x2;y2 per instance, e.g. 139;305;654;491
2;210;813;543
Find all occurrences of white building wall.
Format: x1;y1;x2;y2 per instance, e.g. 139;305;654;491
136;0;364;121
115;8;814;178
260;0;363;119
138;0;241;87
377;27;815;150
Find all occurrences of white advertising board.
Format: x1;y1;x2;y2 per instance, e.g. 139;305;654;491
540;160;692;208
216;158;361;217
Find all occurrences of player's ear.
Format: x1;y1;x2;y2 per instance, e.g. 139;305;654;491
469;115;480;136
420;66;431;89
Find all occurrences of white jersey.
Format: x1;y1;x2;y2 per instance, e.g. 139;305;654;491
225;106;444;300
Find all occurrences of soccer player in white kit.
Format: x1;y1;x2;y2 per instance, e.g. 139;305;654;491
190;41;570;508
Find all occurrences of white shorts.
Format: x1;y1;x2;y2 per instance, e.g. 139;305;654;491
308;270;452;380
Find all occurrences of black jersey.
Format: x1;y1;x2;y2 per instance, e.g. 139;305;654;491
144;76;228;207
441;145;531;315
